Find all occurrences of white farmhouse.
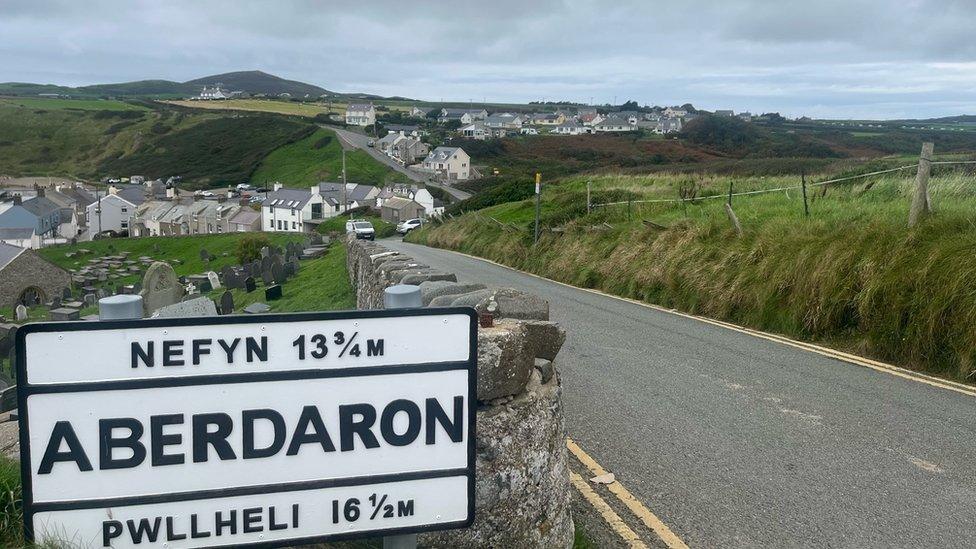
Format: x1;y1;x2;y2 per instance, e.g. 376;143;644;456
422;147;471;181
345;103;376;126
261;184;325;233
593;116;636;132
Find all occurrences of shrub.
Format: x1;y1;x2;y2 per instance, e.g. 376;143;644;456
237;233;272;264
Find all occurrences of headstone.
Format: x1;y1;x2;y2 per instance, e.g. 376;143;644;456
49;308;80;322
260;246;270;259
261;267;274;286
289;259;301;274
260;256;272;273
15;305;27;322
84;293;97;307
50;296;61;309
207;271;221;290
272;263;285;284
151;296;219;319
244;276;256;293
139;262;184;315
219;291;234;315
62;288;72;300
199;280;213;293
243;302;271;314
265;285;282;301
199;249;210;262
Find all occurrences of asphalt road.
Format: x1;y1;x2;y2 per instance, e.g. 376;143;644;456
328;126;472;201
383;238;976;549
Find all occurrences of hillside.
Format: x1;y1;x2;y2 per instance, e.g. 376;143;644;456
185;70;332;97
409;167;976;383
0;99;412;188
0;70;333;99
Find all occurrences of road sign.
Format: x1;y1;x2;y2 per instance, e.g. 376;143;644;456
16;308;477;548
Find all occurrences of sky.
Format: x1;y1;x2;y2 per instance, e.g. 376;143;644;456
2;0;976;119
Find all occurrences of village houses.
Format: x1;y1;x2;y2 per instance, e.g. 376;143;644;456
422;147;471;181
345;103;376;126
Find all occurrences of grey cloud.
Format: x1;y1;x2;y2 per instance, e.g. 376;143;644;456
1;0;975;117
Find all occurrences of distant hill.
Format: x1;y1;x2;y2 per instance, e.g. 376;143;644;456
185;70;333;97
0;70;340;99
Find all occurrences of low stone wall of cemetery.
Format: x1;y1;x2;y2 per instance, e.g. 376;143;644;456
346;236;574;549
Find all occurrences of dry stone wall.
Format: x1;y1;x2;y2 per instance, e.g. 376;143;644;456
346;237;574;548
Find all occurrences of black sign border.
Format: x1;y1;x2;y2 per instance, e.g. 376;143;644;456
16;307;478;547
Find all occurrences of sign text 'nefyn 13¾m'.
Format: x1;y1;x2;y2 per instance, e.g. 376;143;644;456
15;308;477;548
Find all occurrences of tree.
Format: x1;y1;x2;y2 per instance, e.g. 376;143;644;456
236;233;271;264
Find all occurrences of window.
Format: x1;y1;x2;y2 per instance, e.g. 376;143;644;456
278;220;283;230
292;221;297;230
269;219;274;229
121;207;128;213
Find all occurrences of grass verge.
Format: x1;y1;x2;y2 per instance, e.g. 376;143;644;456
410;170;976;381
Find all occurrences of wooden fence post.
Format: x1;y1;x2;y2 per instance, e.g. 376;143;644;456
801;171;809;217
909;142;934;227
724;203;743;237
586;181;591;215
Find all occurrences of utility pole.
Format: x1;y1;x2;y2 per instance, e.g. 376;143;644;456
586;181;591;215
533;173;541;246
342;147;347;213
96;187;102;235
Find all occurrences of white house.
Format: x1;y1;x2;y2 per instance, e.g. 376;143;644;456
345;103;376;126
411;188;445;217
593;116;636;132
484;113;523;129
86;192;140;234
261;184;325;233
663;107;688;119
198;86;230;100
422;147;471;181
459;122;491;140
552;120;593;135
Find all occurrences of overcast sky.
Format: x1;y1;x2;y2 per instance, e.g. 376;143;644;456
2;0;975;119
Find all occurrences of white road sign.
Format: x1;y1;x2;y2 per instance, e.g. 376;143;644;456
16;308;477;548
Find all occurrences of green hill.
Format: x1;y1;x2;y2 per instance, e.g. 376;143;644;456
185;70;332;97
251;128;410;187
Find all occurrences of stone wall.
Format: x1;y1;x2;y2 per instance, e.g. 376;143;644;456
346;237;573;549
0;247;71;309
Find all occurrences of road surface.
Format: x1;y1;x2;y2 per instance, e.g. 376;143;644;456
327;126;472;201
383;239;976;548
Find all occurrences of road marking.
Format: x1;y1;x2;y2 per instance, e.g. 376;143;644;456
418;245;976;399
569;471;647;548
568;438;690;549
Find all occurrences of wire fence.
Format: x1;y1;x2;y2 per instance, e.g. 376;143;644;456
590;160;976;209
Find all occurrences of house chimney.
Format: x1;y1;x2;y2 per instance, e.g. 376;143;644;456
166;187;176;199
227;190;234;199
310;185;318;196
108;186;119;195
13;195;22;205
36;187;45;197
273;182;283;192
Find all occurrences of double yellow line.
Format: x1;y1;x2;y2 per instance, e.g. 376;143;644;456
568;438;689;549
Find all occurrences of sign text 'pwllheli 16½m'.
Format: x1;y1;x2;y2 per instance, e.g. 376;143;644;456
16;308;477;549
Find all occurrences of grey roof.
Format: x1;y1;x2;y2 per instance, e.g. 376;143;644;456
426;147;463;161
386;124;420;133
347;184;377;202
264;188;313;210
19;196;60;217
383;196;421;210
0;241;25;270
442;108;485;116
110;185;148;206
0;227;36;241
229;209;261;225
347;103;374;111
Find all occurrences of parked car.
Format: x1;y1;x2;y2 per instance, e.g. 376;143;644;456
367;139;375;148
396;218;423;234
347;220;376;240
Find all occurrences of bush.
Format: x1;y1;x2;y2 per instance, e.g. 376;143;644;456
237;233;272;264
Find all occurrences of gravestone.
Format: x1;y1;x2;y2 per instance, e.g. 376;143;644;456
139;262;184;316
49;308;80;322
15;305;27;322
244;276;256;293
61;288;72;300
199;249;210;262
260;256;272;273
151;296;218;318
206;271;221;290
199;280;213;293
50;296;61;309
260;246;270;259
219;291;234;315
261;267;274;286
264;285;282;301
251;260;261;276
84;293;96;307
272;264;285;284
243;302;271;314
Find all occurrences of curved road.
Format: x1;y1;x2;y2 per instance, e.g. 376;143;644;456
383;239;976;548
327;126;472;201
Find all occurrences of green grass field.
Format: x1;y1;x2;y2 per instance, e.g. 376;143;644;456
0;97;146;111
411;166;976;382
250;128;410;187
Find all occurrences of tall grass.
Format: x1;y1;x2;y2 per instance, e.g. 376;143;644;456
412;170;976;381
